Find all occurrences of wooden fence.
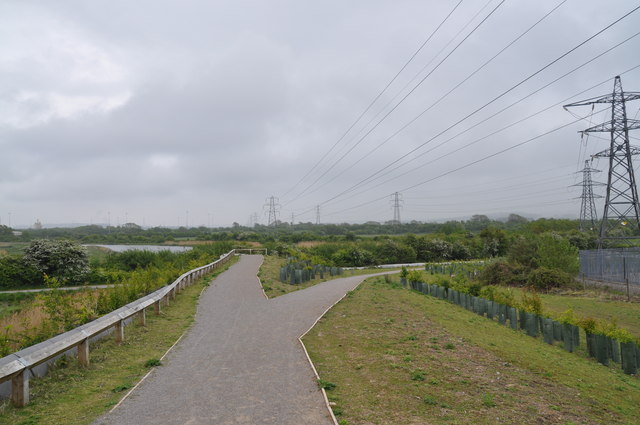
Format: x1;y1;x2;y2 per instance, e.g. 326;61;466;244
0;250;236;407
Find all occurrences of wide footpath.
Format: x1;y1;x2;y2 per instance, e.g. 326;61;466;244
95;255;376;425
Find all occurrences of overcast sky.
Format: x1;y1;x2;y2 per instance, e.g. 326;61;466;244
1;0;640;228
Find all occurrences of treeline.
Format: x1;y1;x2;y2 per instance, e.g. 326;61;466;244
1;214;586;245
275;227;592;269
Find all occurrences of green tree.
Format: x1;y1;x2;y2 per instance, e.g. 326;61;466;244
23;239;90;284
536;233;579;275
479;227;509;257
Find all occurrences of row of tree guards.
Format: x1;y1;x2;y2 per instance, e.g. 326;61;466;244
279;260;343;285
401;278;639;375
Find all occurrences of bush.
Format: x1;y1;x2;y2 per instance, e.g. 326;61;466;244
106;250;159;271
407;270;424;283
0;256;43;288
536;233;579;275
519;289;543;315
23;239;89;284
331;247;376;267
526;267;576;291
478;261;527;287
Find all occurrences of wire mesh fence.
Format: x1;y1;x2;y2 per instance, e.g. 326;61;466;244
579;249;640;286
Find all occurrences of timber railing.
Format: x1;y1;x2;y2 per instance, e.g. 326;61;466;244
0;249;236;407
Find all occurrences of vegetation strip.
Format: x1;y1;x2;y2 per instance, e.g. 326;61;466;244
402;273;639;374
0;257;236;425
303;277;640;425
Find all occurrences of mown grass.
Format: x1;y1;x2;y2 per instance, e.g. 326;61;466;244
257;255;401;298
303;276;640;425
0;256;238;425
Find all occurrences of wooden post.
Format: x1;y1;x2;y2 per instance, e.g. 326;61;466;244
138;308;146;326
11;369;29;407
171;287;176;300
78;338;90;367
154;300;161;315
115;320;124;344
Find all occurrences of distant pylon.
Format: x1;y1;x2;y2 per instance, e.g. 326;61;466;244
263;196;280;227
315;205;321;225
390;192;403;225
575;160;602;231
564;76;640;246
248;212;259;227
290;212;295;226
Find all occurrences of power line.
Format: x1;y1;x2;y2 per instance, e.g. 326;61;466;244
318;108;607;220
283;0;507;205
296;0;569;199
306;19;640;211
280;0;466;198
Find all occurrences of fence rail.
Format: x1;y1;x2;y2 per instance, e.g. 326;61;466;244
0;249;237;407
579;249;640;287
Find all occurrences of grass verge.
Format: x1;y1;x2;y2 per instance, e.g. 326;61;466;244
303;276;640;425
258;255;400;298
491;286;640;337
0;256;238;425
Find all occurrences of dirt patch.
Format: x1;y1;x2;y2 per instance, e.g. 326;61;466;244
296;241;326;248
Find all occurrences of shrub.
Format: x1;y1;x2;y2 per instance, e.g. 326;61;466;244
479;286;515;306
407;270;424;283
526;267;576;291
23;239;89;284
519;289;543;315
536;233;579;275
331;247;376;267
0;256;43;288
478;261;527;287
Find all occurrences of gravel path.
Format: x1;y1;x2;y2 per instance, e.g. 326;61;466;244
95;255;378;425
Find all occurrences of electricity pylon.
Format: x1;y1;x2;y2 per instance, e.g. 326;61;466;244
564;76;640;246
390;192;403;225
263;196;280;227
574;160;602;231
564;76;640;248
315;205;321;225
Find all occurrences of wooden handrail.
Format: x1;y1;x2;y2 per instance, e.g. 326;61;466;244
0;249;236;407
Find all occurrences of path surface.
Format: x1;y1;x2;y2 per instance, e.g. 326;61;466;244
95;255;378;425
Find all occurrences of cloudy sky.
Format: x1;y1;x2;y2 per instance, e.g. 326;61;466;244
1;0;640;228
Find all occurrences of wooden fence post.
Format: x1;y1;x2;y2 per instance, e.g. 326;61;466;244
115;320;124;344
11;369;29;407
138;308;146;326
154;300;161;315
78;338;90;367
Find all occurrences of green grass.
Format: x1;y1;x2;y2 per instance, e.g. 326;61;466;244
258;255;399;298
496;286;640;338
0;257;238;425
0;293;37;319
0;243;28;257
303;276;640;425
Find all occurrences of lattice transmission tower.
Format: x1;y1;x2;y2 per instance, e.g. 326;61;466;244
315;205;321;225
390;192;403;225
564;76;640;246
574;160;602;231
263;196;280;227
